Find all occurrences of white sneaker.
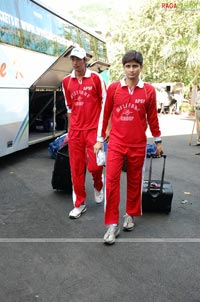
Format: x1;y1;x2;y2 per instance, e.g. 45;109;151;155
94;174;104;204
94;188;104;204
123;214;135;231
103;225;120;245
69;205;86;219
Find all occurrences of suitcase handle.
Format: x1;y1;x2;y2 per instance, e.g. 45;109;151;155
147;154;166;194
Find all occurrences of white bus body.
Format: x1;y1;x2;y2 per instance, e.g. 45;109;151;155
0;0;110;157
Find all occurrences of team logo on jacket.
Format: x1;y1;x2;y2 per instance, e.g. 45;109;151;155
121;109;134;121
74;95;84;106
71;90;91;99
135;99;145;103
83;86;93;91
116;103;140;121
116;103;140;112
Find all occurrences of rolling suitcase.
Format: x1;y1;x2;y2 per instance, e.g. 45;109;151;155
51;144;72;193
142;155;173;214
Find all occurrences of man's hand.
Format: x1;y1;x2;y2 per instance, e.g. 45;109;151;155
104;132;110;143
94;142;103;154
156;143;163;157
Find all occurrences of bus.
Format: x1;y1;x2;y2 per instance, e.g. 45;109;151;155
0;0;110;157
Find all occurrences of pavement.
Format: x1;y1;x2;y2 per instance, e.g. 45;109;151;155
0;114;200;302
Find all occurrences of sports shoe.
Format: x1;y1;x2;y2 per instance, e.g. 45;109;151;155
123;214;135;231
103;225;120;245
69;205;86;219
94;187;104;204
94;174;104;204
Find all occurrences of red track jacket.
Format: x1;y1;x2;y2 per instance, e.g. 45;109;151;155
97;78;161;147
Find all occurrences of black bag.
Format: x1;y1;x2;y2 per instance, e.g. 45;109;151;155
142;155;173;214
51;144;72;193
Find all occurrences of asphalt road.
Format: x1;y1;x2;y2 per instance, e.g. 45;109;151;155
0;115;200;302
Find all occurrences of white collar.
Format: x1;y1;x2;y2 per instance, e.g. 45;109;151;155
120;78;144;88
71;68;91;78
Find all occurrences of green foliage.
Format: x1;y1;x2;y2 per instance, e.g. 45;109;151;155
68;0;200;86
107;0;200;85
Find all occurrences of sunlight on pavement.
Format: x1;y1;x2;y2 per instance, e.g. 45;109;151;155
147;114;196;137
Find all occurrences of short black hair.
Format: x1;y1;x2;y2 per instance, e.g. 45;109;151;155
122;50;143;66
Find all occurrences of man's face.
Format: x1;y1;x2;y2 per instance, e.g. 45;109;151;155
70;56;86;72
123;60;142;80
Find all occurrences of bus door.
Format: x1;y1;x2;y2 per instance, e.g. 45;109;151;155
29;46;74;144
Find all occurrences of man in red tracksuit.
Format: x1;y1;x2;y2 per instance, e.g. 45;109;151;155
62;47;106;219
94;50;163;244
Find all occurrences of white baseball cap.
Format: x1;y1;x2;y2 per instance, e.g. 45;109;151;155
70;47;86;59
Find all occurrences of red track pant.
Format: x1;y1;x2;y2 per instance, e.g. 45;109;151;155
68;128;103;208
105;143;145;225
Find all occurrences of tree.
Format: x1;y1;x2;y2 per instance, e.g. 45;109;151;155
65;0;200;87
107;0;200;86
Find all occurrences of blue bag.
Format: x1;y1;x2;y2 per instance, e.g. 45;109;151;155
146;143;157;158
48;133;68;159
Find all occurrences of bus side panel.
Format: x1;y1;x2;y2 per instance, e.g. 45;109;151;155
0;88;29;157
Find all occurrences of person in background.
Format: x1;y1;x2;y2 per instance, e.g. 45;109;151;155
195;85;200;145
155;86;168;115
62;47;106;219
191;84;200;145
94;50;163;244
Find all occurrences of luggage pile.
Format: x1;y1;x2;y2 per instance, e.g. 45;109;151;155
51;144;72;193
48;133;68;159
49;134;72;193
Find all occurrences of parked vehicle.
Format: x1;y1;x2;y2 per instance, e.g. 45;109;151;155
153;82;185;114
0;0;110;157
